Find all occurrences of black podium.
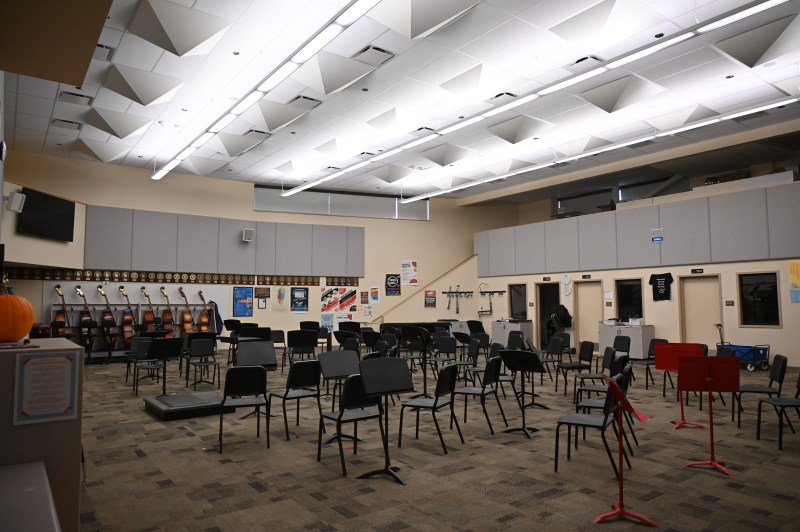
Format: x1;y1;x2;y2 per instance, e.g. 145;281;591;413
358;357;414;485
500;350;547;439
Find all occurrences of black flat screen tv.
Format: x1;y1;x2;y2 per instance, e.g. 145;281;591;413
15;187;75;242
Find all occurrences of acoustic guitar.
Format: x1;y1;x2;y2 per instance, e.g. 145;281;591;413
159;286;175;337
53;284;69;336
119;286;136;349
198;290;210;333
178;286;194;335
97;285;118;348
140;287;156;331
74;285;93;336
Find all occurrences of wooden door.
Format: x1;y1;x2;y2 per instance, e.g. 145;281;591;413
680;275;722;346
574;281;603;345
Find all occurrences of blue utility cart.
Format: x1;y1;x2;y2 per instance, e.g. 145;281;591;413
717;343;769;372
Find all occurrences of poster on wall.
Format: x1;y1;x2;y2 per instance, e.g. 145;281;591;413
369;286;381;304
401;260;418;286
790;260;800;303
255;287;270;298
386;274;401;296
14;351;80;425
321;287;358;312
232;286;253;317
424;290;436;308
321;312;354;331
290;286;309;312
361;291;368;304
273;287;289;313
257;298;267;309
364;305;373;319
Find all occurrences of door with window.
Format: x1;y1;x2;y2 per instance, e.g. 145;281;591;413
574;281;603;345
680;275;722;346
509;284;527;320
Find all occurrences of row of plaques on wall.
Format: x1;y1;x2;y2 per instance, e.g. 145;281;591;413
5;267;360;287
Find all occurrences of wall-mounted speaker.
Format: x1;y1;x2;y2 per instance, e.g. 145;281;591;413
4;191;26;213
242;228;255;242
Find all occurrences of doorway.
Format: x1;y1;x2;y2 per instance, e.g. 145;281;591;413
536;283;560;349
680;275;722;346
574;281;603;345
509;284;527;320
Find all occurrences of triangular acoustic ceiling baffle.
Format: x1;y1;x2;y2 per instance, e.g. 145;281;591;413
179;156;228;176
85;108;153;138
129;0;231;57
206;132;262;157
646;104;716;131
368;0;479;39
371;164;413;183
73;138;131;163
103;64;183;106
715;15;797;68
556;136;610;157
579;76;664;113
241;100;308;132
488;116;554;144
419;144;474;166
292;51;375;95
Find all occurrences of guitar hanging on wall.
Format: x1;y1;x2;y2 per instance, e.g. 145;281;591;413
198;290;210;333
53;284;70;336
119;286;136;349
160;286;175;337
140;287;156;332
74;285;93;336
178;286;194;335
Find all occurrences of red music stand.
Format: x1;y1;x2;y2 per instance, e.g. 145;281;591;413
677;356;740;477
593;374;658;528
655;343;704;430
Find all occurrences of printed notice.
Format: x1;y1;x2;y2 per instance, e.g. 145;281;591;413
14;351;79;425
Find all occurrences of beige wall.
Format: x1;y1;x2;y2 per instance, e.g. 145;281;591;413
480;259;800;367
3;150;517;337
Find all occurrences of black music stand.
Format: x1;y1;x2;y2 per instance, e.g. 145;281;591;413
148;338;184;396
594;375;658;528
319;350;362;444
358;357;414;485
678;356;740;477
500;350;547;439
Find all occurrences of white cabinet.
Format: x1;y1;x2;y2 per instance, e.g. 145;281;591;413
599;323;655;359
491;320;534;348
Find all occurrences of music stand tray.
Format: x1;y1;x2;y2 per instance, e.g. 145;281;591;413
500;350;546;439
656;344;705;430
358;357;414;485
678;356;740;477
319;351;362;444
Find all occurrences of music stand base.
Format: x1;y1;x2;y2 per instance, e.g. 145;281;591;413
504;427;538;439
357;466;404;485
670;418;704;430
684;460;734;477
594;504;659;527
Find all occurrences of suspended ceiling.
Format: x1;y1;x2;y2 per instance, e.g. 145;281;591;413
2;0;800;207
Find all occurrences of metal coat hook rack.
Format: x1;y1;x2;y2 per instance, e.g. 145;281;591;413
478;283;505;316
443;285;473;314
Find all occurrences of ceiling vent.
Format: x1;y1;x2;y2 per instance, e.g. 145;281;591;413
412;127;436;136
352;46;395;66
487;92;517;106
58;90;93;106
289;95;322;109
51;119;82;131
246;129;271;138
357;151;376;158
93;44;115;61
567;55;603;74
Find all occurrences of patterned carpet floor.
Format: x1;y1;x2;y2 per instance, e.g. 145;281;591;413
79;354;799;531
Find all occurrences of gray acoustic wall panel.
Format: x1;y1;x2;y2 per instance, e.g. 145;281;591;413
330;194;395;219
545;218;579;273
767;182;800;259
474;231;489;277
255;222;277;275
578;211;616;271
84;206;133;270
276;223;312;275
254;186;328;215
616;206;660;268
488;227;516;276
515;223;545;274
347;226;365;277
396;199;429;221
131;210;177;271
177;214;219;273
709;189;769;262
217;218;257;274
312;225;348;276
659;197;711;265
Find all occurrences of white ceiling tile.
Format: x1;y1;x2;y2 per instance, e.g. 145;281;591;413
427;3;510;49
16;94;55;118
17;76;59;99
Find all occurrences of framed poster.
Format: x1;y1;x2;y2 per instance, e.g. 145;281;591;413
232;286;253;317
290;286;309;312
401;260;418;285
14;350;80;425
424;290;436;308
385;274;401;296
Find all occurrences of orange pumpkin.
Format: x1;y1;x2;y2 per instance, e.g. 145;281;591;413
0;286;35;342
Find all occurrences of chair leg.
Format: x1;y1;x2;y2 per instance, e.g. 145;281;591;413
398;405;406;448
601;429;619;481
451;402;464;444
432;410;447;454
480;395;494;435
554;424;561;472
494;392;508;427
266;399;272;449
218;407;224;453
316;417;323;462
282;399;290;441
337;420;347;476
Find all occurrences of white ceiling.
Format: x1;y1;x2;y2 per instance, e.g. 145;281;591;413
3;0;800;205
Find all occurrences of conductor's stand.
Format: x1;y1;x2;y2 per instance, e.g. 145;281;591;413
500;350;547;439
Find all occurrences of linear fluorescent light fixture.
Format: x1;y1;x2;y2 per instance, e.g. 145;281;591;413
258;62;299;92
191;132;215;148
697;0;789;33
208;113;237;133
231;91;265;114
400;133;439;149
438;116;485;135
722;97;799;120
337;0;381;25
607;33;695;69
655;118;720;137
370;148;403;161
482;93;539;117
292;24;343;63
537;67;608;96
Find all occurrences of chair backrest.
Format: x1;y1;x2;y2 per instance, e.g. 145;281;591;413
601;374;624;417
466;339;481;363
600;346;616;372
545;335;563;356
223;366;267;397
135;337;153;359
270;329;285;344
334;330;357;345
341;337;361;354
610;354;629;376
319;350;360;378
130;335;151;355
553;332;570;351
338;321;361;334
374;340;388;357
338;374;379;410
612;335;631;354
648;338;668;358
434;364;460;399
286;359;322;389
577;341;594;364
223;319;241;332
470;332;490;349
482;356;503;387
287;329;318;352
466;320;485;334
236;340;278;369
488;342;502;360
619;364;633;393
453;331;471;347
190;338;215;357
361;330;381;349
243;327;271;340
435;335;457;355
769;354;788;388
299;321;320;331
506;334;524;350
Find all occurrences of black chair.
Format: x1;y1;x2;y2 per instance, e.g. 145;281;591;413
574;346;615;403
575;364;637;454
555;374;627;480
319;350;361;412
316;374;382;476
539;336;564;383
218;366;269;452
187;338;220;390
732;354;789;428
236;340;278;371
429;335;457;376
577;354;629;404
466;320;485;334
270;329;286;366
400;326;428;373
268;359;323;442
334;330;358;347
553;331;575;360
630;338;667;390
340;337;361;356
451;338;480;384
506;332;524;350
453;356;507;435
757;372;799;450
124;336;152;383
338;321;361;335
361;330;382;351
470;332;490;360
285;329;318;370
556;340;594;396
612;335;631;359
131;338;160;396
399;364;464;454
